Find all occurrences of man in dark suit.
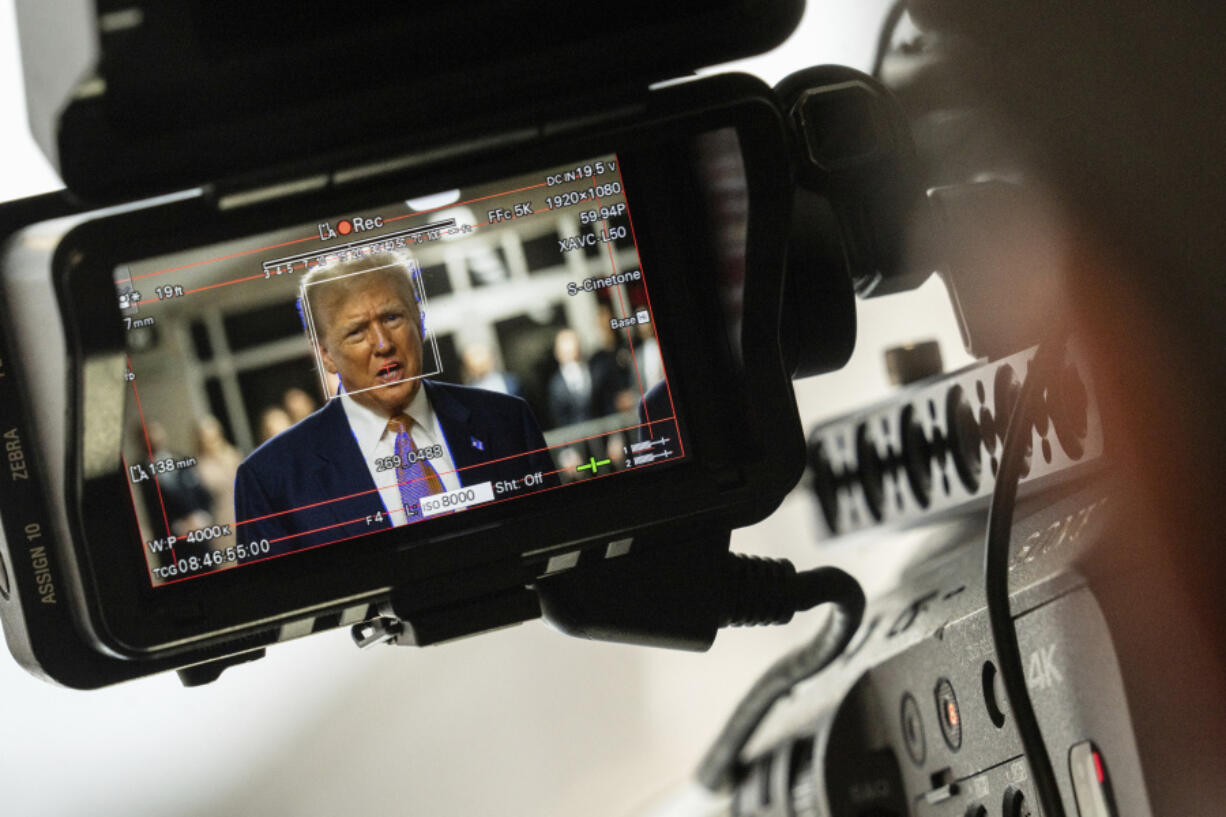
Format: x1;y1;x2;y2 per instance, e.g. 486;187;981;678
234;252;557;556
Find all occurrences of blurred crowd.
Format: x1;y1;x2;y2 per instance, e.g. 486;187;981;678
469;306;665;483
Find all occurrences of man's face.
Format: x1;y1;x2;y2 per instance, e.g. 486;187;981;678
318;274;422;417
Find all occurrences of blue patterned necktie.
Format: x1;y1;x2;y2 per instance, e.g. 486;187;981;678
387;414;444;522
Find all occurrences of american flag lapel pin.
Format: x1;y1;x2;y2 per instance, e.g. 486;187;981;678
471;437;484;451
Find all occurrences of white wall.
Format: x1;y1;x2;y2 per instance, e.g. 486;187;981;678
0;0;59;201
0;2;974;815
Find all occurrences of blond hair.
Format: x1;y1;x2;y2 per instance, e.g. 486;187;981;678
298;251;422;343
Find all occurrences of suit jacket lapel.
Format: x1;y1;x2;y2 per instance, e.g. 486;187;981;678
309;398;386;526
424;381;483;483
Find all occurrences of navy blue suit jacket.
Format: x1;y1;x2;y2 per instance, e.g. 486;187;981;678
233;380;557;556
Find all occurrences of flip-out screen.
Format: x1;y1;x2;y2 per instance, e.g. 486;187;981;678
115;155;686;585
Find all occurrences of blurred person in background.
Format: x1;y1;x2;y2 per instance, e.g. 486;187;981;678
282;387;318;424
632;321;664;392
547;328;592;427
194;415;241;528
258;405;293;443
461;341;522;398
555;445;585;484
590;303;637;415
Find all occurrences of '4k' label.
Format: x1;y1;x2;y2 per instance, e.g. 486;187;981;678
1027;643;1064;690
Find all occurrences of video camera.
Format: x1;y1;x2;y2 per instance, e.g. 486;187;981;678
0;0;913;688
9;4;1219;816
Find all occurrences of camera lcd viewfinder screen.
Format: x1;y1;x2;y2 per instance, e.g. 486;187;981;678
114;155;687;586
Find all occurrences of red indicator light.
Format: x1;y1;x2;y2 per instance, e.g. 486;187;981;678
1093;750;1105;784
337;219;353;235
945;699;959;728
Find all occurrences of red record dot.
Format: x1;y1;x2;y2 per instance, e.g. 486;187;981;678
337;220;353;235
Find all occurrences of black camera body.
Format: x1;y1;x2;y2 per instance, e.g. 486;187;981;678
4;5;1218;817
733;479;1144;817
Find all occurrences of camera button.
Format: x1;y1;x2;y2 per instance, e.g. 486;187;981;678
935;677;963;751
900;692;926;765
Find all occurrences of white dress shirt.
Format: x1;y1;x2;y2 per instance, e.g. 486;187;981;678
339;385;460;526
559;360;590;397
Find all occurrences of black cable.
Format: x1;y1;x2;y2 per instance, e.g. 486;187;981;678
871;0;909;79
984;339;1068;817
696;566;865;791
